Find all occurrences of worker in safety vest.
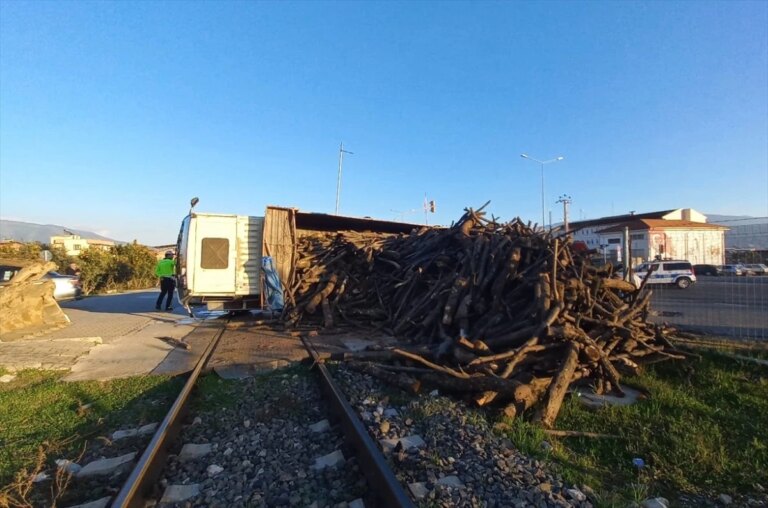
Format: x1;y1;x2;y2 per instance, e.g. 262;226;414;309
155;250;176;311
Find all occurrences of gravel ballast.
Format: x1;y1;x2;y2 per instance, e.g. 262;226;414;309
334;363;590;508
157;367;367;507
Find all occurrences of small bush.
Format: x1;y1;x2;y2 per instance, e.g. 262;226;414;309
0;241;158;294
78;242;157;293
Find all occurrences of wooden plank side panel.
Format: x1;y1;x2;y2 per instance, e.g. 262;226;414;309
263;207;295;291
235;216;264;296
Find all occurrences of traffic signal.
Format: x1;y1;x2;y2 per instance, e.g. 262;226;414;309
429;200;436;213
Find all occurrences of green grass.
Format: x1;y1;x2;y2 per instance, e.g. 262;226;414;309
0;370;183;488
496;351;768;504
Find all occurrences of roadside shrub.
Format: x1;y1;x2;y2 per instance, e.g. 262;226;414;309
112;243;156;290
77;248;115;294
1;241;158;294
78;242;157;294
0;242;43;261
46;245;70;271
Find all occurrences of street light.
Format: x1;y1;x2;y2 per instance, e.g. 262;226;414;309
520;153;564;231
335;142;354;215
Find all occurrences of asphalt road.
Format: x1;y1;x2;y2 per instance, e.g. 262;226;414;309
0;290;216;380
649;276;768;340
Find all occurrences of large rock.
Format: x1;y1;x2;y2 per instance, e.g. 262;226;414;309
0;259;69;338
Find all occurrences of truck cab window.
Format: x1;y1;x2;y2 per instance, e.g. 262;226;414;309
201;238;229;269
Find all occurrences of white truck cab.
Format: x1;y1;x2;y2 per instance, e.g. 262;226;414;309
176;212;265;312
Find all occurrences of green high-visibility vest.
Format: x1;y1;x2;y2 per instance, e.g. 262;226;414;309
155;258;176;278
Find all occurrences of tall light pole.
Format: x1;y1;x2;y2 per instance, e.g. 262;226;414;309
520;153;564;231
557;194;572;233
335;142;354;215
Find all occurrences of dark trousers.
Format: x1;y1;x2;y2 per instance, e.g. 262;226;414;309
156;277;176;309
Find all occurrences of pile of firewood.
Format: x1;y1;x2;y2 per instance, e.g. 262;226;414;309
284;204;689;426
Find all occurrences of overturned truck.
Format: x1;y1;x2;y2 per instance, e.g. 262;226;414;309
174;205;419;312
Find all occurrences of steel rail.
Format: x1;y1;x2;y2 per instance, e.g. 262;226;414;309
113;326;227;508
301;336;415;508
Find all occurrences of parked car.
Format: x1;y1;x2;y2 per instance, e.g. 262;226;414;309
634;260;697;289
43;272;83;300
0;266;83;300
0;264;21;283
721;265;743;276
693;264;721;276
742;263;768;275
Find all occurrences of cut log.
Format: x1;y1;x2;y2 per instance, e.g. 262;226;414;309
535;342;580;428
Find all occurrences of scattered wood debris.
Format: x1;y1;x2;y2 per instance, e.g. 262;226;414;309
284;204;690;426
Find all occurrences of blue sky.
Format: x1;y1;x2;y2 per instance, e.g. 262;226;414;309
1;0;766;245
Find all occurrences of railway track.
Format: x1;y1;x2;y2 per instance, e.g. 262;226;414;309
111;326;227;507
43;322;584;508
110;326;414;508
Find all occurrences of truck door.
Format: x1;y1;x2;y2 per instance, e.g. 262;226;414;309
191;217;237;294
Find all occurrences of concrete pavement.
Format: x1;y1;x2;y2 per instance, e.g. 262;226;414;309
0;291;220;381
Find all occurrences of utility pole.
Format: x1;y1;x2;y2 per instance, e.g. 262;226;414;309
623;226;631;281
335;142;354;215
557;194;572;233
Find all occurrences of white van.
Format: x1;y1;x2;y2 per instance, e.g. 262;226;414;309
634;260;697;289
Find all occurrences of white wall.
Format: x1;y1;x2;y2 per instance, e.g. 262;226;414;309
661;208;707;223
645;229;724;264
596;228;725;265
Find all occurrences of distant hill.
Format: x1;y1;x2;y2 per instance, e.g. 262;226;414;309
0;219;123;244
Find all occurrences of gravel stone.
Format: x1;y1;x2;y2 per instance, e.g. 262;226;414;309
65;496;111;508
309;419;331;433
642;498;669;508
77;452;136;477
206;464;224;476
178;443;212;461
718;494;733;505
160;484;201;503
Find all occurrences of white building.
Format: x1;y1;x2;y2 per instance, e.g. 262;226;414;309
50;234;115;257
569;208;727;266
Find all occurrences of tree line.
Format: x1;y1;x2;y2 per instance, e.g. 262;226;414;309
0;242;159;294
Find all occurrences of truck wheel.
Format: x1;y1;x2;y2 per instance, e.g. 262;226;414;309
676;277;691;289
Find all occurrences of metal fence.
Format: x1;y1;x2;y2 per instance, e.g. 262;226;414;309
648;273;768;341
643;218;768;341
